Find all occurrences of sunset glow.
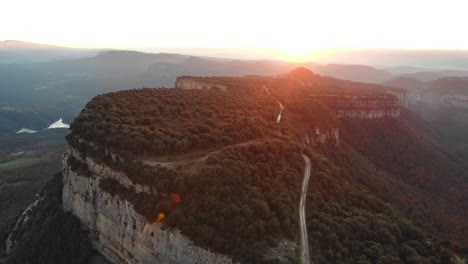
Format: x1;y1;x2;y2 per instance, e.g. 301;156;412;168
1;0;467;60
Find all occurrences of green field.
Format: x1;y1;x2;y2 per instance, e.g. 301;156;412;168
0;160;19;169
0;159;38;170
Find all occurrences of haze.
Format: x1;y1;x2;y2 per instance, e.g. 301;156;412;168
2;0;467;61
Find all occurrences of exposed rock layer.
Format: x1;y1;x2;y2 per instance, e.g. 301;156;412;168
175;77;227;91
335;95;400;119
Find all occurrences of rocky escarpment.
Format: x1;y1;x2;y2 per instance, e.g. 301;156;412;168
62;143;234;264
387;88;408;108
334;95;400;119
175;77;227;91
444;94;468;109
305;94;400;119
304;128;340;146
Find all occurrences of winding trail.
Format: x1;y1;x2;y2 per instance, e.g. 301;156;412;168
263;85;284;123
263;84;311;263
276;101;284;123
299;154;311;264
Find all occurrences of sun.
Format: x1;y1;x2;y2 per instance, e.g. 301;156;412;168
279;44;320;62
284;46;312;57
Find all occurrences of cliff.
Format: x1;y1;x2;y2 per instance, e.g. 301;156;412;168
175;77;227;91
304;127;340;146
335;94;400;119
285;68;402;120
62;143;235;264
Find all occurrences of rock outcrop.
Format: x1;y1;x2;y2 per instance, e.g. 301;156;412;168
304;128;340;146
175;77;227;91
335;95;400;119
62;144;234;264
307;94;400;119
444;95;468;108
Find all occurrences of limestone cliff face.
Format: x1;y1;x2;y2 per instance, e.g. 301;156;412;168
387;89;408;108
304;128;340;147
308;93;400;119
335;95;400;119
62;144;234;264
175;77;227;91
442;94;468;108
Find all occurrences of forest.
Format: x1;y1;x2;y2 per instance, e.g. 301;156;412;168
100;139;305;262
68;77;278;156
267;72;466;248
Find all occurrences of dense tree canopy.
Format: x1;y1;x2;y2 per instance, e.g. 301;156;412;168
65;74;465;263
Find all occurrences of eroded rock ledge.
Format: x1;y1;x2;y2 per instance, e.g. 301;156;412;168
175;77;227;91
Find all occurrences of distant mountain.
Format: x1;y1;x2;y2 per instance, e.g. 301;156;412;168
1;47;466;135
311;63;395;83
0;40;101;63
384;76;468;107
427;76;468;95
149;57;397;84
400;71;445;82
79;50;189;70
140;46;286;61
310;48;468;70
0;40;65;50
382;76;426;91
147;56;298;78
438;69;468;77
385;66;436;75
386;66;468;81
383;75;468;162
418;77;468;119
287;63;396;83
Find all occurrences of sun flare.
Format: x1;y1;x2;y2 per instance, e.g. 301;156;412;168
283;46;312;57
279;45;318;62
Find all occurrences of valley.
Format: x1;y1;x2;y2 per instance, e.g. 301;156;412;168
299;154;311;264
0;129;66;237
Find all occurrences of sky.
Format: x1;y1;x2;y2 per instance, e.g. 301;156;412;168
1;0;467;60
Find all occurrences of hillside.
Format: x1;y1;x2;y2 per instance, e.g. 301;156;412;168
311;48;468;70
400;72;445;82
2;69;466;263
310;63;394;83
383;76;426;91
0;40;99;64
0;173;94;264
0;129;66;233
272;70;466;245
0;40;65;50
384;75;468;163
